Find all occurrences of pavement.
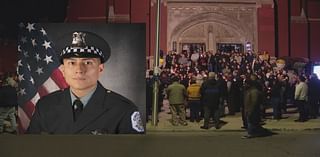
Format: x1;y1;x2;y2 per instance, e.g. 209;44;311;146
1;99;320;157
2;131;320;157
147;100;320;133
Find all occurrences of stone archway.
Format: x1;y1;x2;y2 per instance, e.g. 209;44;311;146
167;2;258;53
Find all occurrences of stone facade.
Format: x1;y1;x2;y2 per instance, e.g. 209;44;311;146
167;0;273;53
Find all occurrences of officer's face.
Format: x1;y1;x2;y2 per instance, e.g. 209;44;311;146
61;57;104;97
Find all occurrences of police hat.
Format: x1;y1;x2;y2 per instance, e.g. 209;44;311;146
56;31;111;64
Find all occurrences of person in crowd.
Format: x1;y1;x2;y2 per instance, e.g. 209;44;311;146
294;75;309;122
270;76;282;120
158;71;168;113
279;73;289;114
0;77;18;134
146;70;154;122
226;73;235;115
229;71;242;113
166;75;188;126
240;74;248;129
308;73;320;119
217;73;228;118
187;77;201;122
154;47;315;131
5;72;18;89
200;72;222;129
262;79;272;119
242;74;273;139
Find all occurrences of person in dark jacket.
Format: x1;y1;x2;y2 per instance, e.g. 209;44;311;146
146;70;154;122
270;77;282;120
200;72;222;129
242;74;273;139
308;74;320;119
27;31;144;134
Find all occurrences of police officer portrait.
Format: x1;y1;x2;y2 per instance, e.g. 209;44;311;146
17;23;146;134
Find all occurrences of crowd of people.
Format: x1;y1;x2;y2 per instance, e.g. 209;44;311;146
146;49;320;138
0;72;18;134
1;47;320;136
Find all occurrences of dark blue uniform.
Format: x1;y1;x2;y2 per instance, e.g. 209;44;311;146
27;82;144;134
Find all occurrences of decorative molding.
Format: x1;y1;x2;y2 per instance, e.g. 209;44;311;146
167;1;260;53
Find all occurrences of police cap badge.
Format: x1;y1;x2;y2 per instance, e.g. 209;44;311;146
57;31;111;64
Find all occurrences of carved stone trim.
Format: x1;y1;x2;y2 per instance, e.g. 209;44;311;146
167;1;268;53
168;11;257;52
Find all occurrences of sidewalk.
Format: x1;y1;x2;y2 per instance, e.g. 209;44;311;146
147;100;320;132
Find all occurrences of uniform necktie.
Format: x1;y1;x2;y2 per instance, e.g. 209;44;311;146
73;99;83;121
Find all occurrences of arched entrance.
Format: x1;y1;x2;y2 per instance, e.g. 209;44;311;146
167;2;258;54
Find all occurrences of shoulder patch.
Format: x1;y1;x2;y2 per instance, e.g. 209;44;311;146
131;111;144;133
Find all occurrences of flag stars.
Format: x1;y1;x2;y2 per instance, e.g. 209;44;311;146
27;64;31;71
21;37;27;43
35;53;41;61
16;67;20;74
19;88;26;96
18;60;23;66
30;77;35;85
18;45;22;52
40;28;47;36
36;67;44;75
32;38;37;47
18;74;25;81
42;40;51;50
44;55;53;64
26;23;35;32
24;51;29;57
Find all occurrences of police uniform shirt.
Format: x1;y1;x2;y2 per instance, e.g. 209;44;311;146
27;82;145;134
70;85;97;108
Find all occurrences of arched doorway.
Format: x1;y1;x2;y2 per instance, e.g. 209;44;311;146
167;2;258;54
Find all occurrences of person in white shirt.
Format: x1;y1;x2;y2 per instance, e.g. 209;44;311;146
294;75;308;122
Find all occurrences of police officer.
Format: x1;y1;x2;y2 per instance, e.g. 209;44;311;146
27;31;144;134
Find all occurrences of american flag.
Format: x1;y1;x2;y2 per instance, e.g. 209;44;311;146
16;23;68;133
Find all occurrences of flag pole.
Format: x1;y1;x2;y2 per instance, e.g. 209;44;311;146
151;0;161;126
